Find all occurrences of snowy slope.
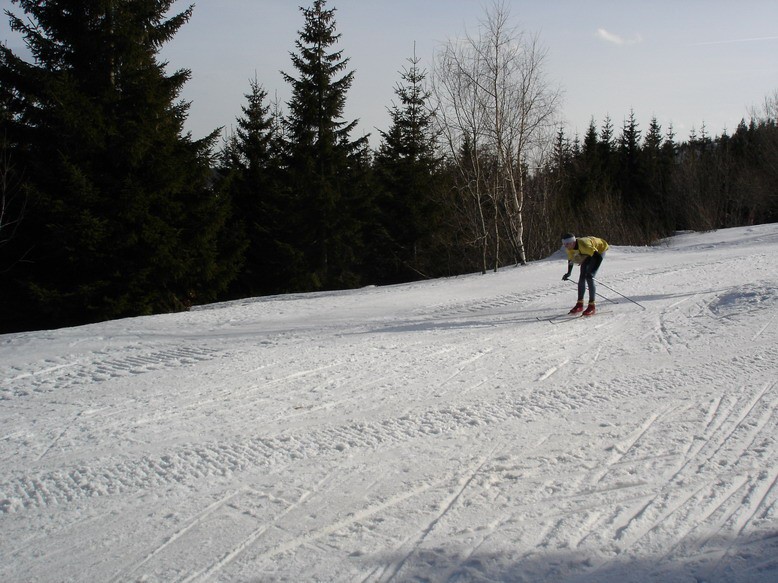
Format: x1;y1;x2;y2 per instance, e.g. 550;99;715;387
1;225;776;583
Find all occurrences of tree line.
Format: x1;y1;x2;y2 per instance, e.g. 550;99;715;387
535;108;778;257
1;0;776;333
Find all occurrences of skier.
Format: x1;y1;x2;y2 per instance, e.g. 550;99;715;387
561;233;609;316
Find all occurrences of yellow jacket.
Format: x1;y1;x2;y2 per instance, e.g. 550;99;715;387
566;236;609;265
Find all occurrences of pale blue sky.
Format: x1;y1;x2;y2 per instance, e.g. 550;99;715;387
3;0;777;147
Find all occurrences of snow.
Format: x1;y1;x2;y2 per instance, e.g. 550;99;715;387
1;224;777;583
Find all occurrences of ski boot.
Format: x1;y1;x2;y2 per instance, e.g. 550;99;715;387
582;302;596;316
568;301;584;314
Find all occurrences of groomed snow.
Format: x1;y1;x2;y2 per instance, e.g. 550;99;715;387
1;224;776;583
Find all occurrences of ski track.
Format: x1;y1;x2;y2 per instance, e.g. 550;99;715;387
1;228;777;582
376;445;500;583
590;380;777;567
6;348;764;514
1;344;226;400
176;473;343;583
109;487;249;583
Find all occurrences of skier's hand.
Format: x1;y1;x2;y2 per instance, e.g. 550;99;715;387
562;273;570;281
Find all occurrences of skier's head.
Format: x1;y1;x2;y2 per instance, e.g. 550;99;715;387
561;233;576;248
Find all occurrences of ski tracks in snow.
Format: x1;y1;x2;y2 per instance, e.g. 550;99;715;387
534;380;778;581
2;231;777;582
4;297;776;582
1;343;224;400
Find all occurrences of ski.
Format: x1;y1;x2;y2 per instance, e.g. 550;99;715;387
537;313;581;323
538;311;603;323
549;314;583;324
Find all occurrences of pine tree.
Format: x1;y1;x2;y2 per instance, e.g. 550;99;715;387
582;118;599;159
372;50;440;283
642;116;678;231
281;0;369;290
644;117;663;153
643;117;664;189
552;125;575;201
0;0;231;331
617;109;643;202
578;118;604;202
599;115;615;159
219;78;298;296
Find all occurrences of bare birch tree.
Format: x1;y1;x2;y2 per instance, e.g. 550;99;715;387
433;36;492;272
433;0;560;269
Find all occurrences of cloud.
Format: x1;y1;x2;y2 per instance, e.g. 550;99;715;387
596;28;643;46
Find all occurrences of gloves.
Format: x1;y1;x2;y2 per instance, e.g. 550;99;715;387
562;273;570;281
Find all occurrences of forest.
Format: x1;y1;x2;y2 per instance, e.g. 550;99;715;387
1;0;777;333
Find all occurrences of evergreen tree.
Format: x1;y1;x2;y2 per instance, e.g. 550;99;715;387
552;125;575;204
618;109;642;201
644;117;663;153
664;123;677;155
642;117;662;195
642;116;678;231
372;51;440;283
219;77;298;296
643;117;664;195
281;0;369;290
0;0;231;332
582;118;599;158
578;118;603;201
599;115;615;162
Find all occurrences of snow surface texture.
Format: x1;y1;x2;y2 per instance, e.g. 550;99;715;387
1;225;777;583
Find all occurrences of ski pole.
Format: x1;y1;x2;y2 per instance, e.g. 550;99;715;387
566;279;617;305
593;278;646;310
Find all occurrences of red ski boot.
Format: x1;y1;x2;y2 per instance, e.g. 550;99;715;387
582;302;596;316
569;301;584;314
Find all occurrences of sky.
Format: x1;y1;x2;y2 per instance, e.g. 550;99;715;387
2;223;777;582
2;0;778;148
